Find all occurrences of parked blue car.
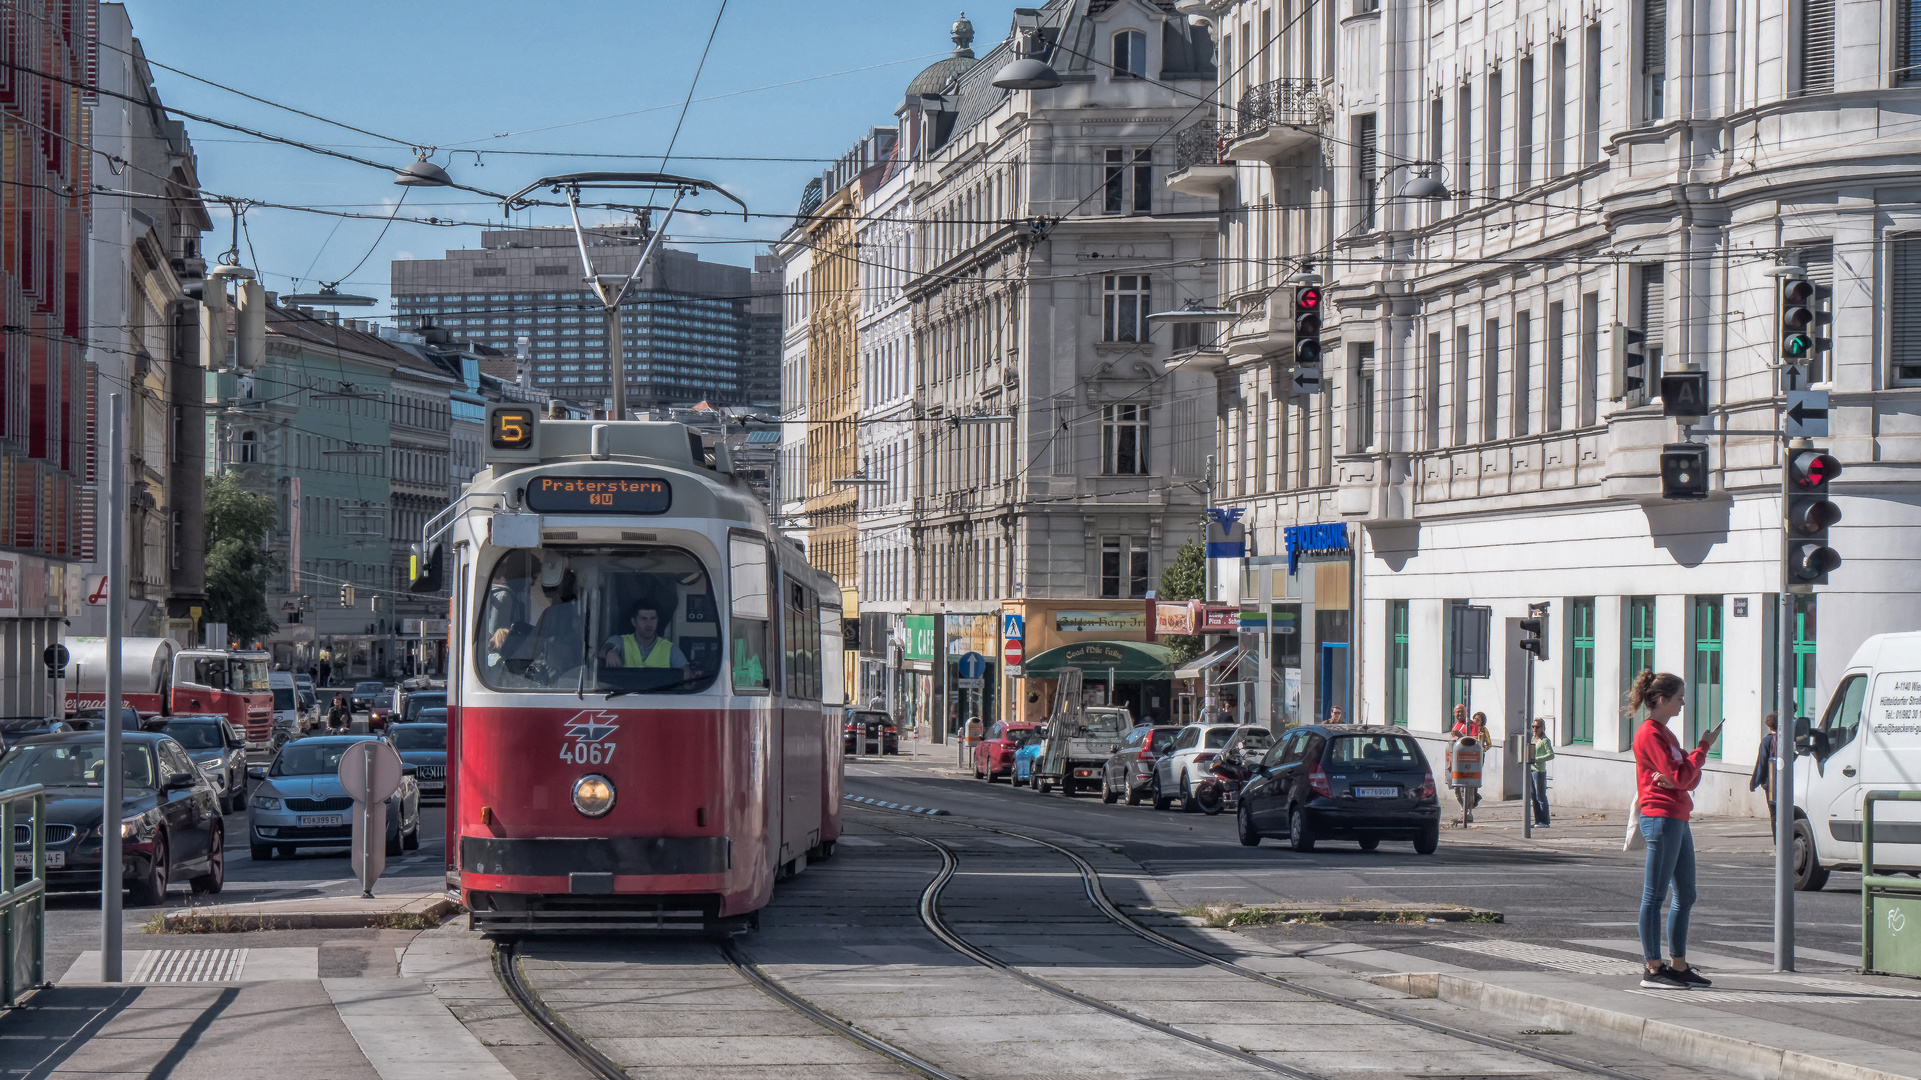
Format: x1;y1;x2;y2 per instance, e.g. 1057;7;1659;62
1012;727;1048;790
246;735;421;861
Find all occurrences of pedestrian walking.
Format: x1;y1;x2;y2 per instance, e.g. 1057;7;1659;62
1749;713;1779;827
328;694;351;733
1528;718;1555;827
318;655;333;688
1628;669;1722;990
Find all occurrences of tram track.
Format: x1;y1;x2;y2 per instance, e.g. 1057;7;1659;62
857;804;1654;1080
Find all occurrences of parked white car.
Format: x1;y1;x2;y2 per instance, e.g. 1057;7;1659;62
1153;723;1269;811
1792;631;1921;890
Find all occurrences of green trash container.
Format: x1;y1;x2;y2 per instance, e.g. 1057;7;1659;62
1862;790;1921;978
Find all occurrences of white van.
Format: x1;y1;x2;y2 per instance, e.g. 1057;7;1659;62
267;671;311;740
1793;631;1921;890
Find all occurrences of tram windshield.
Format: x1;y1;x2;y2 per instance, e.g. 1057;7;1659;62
475;546;721;696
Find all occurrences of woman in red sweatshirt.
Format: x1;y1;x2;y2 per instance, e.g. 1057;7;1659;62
1629;670;1723;990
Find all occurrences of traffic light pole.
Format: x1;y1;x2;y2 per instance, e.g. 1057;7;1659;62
1774;436;1809;973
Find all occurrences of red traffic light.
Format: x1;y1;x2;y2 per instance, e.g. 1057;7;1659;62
1295;286;1322;313
1787;450;1840;489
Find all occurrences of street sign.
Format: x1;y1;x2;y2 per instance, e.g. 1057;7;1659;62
1002;637;1024;668
339;740;403;896
1785;390;1830;439
42;643;68;678
1449;605;1492;679
957;652;987;680
1002;613;1024;642
1659;371;1708;419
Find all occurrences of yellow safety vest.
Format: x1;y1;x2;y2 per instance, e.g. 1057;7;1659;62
621;635;673;668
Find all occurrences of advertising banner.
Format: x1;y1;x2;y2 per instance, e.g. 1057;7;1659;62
1155;602;1196;636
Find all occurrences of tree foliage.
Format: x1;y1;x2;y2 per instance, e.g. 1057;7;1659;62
1157;540;1206;664
203;473;279;644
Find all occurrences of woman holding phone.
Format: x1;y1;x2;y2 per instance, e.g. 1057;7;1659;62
1628;670;1722;990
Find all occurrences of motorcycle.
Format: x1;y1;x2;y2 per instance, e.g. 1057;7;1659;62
1191;751;1256;816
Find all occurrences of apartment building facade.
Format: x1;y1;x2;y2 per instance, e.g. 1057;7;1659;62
1181;0;1921;812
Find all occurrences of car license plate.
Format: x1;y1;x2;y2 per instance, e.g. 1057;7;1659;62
14;851;63;868
1354;786;1399;798
298;814;345;827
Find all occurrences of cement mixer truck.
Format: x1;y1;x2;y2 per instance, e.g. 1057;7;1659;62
63;637;275;747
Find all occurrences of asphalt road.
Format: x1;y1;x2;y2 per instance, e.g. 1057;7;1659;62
843;755;1867;963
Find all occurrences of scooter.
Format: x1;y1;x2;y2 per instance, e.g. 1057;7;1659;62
1191;751;1256;816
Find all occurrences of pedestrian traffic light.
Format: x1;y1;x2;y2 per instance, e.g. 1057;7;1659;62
1519;602;1549;659
340;584;355;608
1292;285;1323;394
1785;448;1843;585
1660;442;1710;500
1781;279;1815;363
1609;322;1649;400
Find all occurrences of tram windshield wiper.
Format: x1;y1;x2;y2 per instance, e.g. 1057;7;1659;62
577;598;592;700
602;675;711;700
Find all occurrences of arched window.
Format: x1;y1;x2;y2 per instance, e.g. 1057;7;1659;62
1113;29;1147;78
239;430;258;463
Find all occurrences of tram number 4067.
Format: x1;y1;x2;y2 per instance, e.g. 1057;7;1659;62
560;741;616;765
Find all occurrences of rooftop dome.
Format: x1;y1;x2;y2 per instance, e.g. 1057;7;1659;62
905;12;978;97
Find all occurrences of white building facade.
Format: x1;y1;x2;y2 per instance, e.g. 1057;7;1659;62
1182;0;1921;813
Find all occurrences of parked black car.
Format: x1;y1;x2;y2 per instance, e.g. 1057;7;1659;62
0;731;226;904
841;709;898;755
1;706;141;751
146;715;249;812
389;723;448;802
1100;725;1182;805
1237;724;1441;854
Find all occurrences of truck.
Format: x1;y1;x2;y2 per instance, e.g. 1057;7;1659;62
1790;631;1921;891
63;637;277;748
1033;668;1133;796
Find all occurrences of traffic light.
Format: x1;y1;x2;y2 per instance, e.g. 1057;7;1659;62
1781;279;1815;363
1785;448;1843;585
1292;285;1323;394
408;543;444;594
340;584;355;608
1660;442;1710;500
1519;602;1549;659
1610;322;1649;400
1659;369;1708;420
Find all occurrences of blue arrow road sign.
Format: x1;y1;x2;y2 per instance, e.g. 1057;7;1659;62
957;652;987;680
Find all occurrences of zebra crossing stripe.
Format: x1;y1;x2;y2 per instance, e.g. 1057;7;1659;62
842;794;949;816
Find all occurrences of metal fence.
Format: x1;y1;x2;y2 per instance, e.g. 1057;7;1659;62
0;784;47;1008
1173;121;1230;172
1233;78;1331;136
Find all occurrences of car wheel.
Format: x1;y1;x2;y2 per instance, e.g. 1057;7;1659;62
128;835;169;906
1180;771;1199;813
231;784;246;811
973;762;985;780
190;827;225;894
403;823;420;851
386;828;404;857
1357;837;1380;852
1151;774;1172;811
1238;802;1262;847
1125;780;1143;807
250;841;273;862
1414;822;1440;855
1793;819;1830;891
1288;806;1317;853
1102;775;1120;804
1037;772;1053;794
217;792;232;815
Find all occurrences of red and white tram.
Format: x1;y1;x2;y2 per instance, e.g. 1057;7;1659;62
427;405;843;932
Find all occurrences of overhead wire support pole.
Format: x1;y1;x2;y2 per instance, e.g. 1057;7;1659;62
102;394;126;982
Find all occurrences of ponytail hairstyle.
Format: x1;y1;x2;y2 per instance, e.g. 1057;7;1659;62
1624;669;1684;716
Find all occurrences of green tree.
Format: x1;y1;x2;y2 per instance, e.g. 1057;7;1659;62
1157;540;1206;664
204;473;279;644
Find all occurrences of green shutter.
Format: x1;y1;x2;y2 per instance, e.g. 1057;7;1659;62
1690;596;1723;757
1567;597;1595;745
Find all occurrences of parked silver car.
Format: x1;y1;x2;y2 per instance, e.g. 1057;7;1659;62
1153;723;1272;811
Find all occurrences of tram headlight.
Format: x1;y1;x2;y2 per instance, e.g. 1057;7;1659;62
572;774;616;818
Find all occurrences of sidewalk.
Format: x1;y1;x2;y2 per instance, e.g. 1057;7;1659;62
1439;792;1781;855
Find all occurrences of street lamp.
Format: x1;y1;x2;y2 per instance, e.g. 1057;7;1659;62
282;283;378;308
393;153;452;188
994;13;1063;90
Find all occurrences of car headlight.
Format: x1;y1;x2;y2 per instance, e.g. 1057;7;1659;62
199;759;222;773
251;795;282;811
572;774;615;818
120;809;161;841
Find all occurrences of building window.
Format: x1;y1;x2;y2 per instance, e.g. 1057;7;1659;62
1481;318;1500;440
1774;594;1819;718
1445;599;1471;719
1387;600;1409;726
1798;0;1835;94
1352;343;1376;451
1355;113;1378;231
1566;597;1596;745
1113;29;1146;78
1102;403;1150;474
1642;0;1667;121
1103;149;1152;215
1624;595;1657;718
1690;596;1724;757
1102;274;1151;341
239;430;258;463
1130;539;1150;598
1636;262;1666;403
1902;0;1921;84
1101;537;1123;598
1099;536;1149;598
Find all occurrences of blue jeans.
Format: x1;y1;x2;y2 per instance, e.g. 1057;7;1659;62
1637;814;1697;963
1528;771;1550;825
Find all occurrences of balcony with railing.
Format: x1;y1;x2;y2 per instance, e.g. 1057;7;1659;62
1224;79;1329;163
1165;121;1236;197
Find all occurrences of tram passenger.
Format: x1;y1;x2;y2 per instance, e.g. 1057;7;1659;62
600;598;693;676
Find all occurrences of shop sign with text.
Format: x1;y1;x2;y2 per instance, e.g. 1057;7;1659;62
1055;610;1146;634
1155;602;1197;636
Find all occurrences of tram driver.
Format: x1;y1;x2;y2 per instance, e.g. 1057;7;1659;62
482;551;587;684
600;597;696;679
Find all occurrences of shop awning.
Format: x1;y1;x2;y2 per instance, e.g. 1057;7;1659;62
1174;644;1244;680
1020;640;1177;681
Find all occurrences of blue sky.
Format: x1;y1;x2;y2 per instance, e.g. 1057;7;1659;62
122;1;1014;317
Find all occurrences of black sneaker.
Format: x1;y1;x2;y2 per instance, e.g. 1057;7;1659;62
1671;966;1712;987
1639;965;1691;990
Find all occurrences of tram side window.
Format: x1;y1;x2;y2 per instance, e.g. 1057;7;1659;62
729;535;772;693
475;546;720;696
819;605;845;707
783;578;820;701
